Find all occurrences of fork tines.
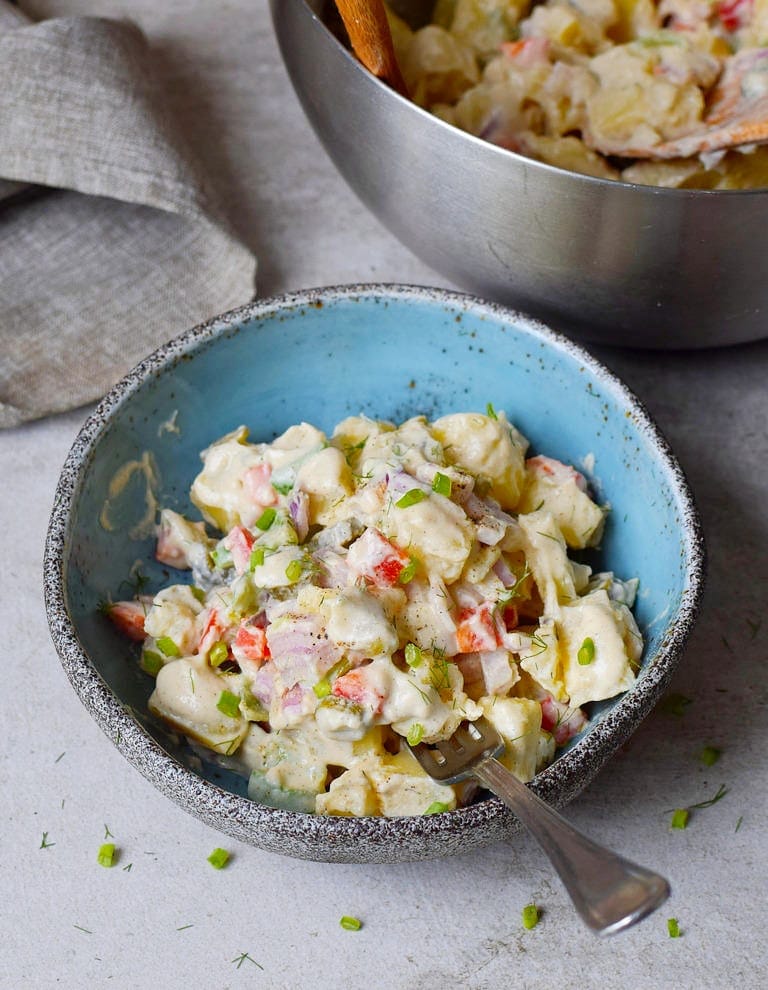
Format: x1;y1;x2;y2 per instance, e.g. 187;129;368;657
408;717;505;784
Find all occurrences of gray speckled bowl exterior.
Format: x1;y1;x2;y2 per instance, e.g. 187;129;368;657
44;284;706;864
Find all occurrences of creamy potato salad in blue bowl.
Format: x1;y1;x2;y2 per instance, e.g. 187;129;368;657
45;285;704;863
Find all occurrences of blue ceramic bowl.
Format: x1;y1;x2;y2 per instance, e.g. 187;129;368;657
44;285;705;863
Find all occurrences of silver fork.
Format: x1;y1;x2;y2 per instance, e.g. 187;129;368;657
409;717;670;935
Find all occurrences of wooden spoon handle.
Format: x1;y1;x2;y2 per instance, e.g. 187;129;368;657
334;0;409;97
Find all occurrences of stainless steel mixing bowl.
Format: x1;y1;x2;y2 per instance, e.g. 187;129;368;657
271;0;768;349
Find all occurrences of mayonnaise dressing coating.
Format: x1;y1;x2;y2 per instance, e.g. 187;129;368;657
391;0;768;188
110;411;642;817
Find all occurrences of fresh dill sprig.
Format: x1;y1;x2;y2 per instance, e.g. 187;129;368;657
686;783;728;810
231;952;263;970
535;530;561;543
499;564;532;604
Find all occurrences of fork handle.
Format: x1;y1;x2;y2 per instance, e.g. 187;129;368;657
474;757;670;935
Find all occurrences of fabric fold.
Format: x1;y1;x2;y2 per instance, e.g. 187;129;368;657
0;4;257;427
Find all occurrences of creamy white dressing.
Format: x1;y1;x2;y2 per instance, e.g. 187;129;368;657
382;492;474;584
115;410;641;817
190;432;269;531
99;451;159;540
143;584;204;655
157;409;181;438
150;658;248;754
249;546;305;588
325;589;399;658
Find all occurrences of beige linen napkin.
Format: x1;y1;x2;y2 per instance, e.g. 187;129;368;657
0;2;257;428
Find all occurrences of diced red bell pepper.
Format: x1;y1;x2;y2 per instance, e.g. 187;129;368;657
233;623;270;665
500;37;550;67
332;668;385;713
198;608;227;657
348;528;410;587
526;454;587;493
718;0;752;31
224;525;255;574
106;600;148;641
456;603;500;653
502;603;519;631
244;463;278;507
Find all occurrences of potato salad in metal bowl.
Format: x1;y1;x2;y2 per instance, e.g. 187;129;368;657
390;0;768;187
106;410;642;817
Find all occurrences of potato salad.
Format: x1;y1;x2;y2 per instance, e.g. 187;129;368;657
388;0;768;187
107;411;642;817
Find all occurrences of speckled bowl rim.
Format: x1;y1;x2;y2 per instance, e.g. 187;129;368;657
44;283;706;861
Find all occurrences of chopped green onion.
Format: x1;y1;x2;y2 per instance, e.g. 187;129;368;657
638;34;681;47
339;915;362;931
667;917;681;938
141;649;163;676
249;547;265;571
577;637;595;666
521;904;539;930
190;586;206;603
285;559;303;582
486;402;498;420
273;481;294;495
210;546;233;569
432;472;452;497
208;640;229;668
424;801;450;815
156;636;180;658
396;488;427;509
404;643;423;668
97;842;117;868
255;507;277;531
670;808;689;830
207;847;230;869
699;746;721;766
313;677;331;699
216;690;241;719
398;558;417;584
406;723;424;747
